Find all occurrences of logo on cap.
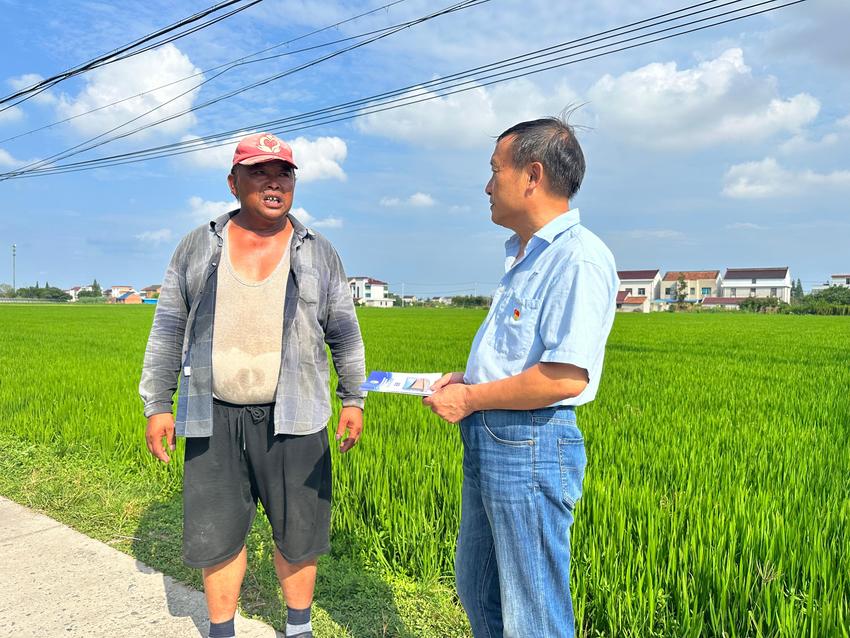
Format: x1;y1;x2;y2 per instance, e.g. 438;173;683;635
257;134;282;154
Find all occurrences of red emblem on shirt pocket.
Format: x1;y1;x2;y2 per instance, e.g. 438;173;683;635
513;308;521;320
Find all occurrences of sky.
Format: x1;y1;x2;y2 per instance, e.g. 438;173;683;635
0;0;847;297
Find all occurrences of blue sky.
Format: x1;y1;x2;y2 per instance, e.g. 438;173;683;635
1;0;847;296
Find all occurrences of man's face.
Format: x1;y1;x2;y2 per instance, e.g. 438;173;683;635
228;160;296;223
485;137;525;230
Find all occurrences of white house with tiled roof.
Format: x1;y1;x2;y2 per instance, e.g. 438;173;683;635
349;277;394;308
617;269;661;312
722;267;791;303
64;284;95;302
661;270;721;303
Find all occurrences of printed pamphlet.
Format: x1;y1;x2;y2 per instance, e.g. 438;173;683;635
360;371;443;396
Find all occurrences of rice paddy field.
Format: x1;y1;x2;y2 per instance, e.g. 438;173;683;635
0;305;848;637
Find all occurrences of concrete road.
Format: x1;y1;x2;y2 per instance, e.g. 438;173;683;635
0;496;281;638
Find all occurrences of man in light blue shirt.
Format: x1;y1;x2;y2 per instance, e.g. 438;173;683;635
425;117;618;638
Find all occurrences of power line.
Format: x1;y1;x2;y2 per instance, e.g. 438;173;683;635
4;0;487;178
0;0;415;145
0;0;262;111
1;0;806;180
0;0;755;176
4;0;798;179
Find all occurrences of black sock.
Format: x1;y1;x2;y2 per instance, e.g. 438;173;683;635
286;606;312;637
209;617;235;638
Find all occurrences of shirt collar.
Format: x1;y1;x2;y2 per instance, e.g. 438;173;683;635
503;209;581;269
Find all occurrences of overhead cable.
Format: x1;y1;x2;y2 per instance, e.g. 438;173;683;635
0;0;414;145
0;0;262;111
4;0;487;178
0;0;807;180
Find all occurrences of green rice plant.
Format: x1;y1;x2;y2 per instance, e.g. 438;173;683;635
1;306;848;637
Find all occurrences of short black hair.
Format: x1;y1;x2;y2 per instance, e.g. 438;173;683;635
497;116;585;199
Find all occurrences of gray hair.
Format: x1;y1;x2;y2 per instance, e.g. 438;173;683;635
497;116;586;199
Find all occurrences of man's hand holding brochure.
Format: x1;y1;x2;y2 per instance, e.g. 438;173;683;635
360;371;445;396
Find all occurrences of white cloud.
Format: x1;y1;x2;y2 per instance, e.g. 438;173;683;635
409;192;435;207
380;192;436;208
723;158;850;199
289;136;347;182
56;44;203;139
289;206;343;229
0;148;28;168
623;229;686;240
588;49;819;149
8;73;57;106
180;134;246;170
0;105;23;124
181;133;347;182
357;78;579;148
725;222;768;230
779;133;839;155
136;228;173;244
838;114;850;129
188;196;235;222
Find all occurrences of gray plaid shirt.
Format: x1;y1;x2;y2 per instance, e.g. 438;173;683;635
139;211;366;437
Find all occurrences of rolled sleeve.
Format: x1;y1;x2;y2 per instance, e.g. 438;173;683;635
538;262;613;380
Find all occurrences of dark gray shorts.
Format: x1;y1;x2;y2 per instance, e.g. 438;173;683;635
182;400;331;568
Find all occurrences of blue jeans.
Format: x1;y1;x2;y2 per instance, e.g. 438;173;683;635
456;408;586;638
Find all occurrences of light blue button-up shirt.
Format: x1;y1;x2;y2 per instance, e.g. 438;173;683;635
464;208;618;406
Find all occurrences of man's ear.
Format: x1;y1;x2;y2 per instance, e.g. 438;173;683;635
227;171;238;199
527;161;544;191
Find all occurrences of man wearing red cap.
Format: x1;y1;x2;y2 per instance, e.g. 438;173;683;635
140;132;366;638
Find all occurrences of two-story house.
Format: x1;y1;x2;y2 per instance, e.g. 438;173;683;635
617;269;661;313
64;285;93;302
722;267;791;303
829;274;850;288
349;277;394;308
141;285;162;299
109;285;135;302
661;270;721;304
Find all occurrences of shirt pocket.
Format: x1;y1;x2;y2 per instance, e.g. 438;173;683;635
491;292;541;360
298;267;321;304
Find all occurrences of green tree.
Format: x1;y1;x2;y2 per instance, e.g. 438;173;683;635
78;279;104;299
676;274;688;305
15;284;71;301
790;278;805;303
0;283;14;298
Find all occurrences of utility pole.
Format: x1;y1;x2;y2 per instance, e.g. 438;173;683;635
11;244;15;293
401;282;405;307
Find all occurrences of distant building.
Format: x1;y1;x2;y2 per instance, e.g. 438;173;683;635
660;270;721;305
617;269;661;313
109;285;135;302
116;291;142;304
141;285;162;299
349;277;394;308
722;267;791;303
829;274;850;288
64;285;93;302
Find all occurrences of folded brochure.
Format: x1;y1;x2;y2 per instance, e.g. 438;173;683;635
360;371;443;396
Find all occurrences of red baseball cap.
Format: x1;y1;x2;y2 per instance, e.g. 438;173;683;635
231;132;298;168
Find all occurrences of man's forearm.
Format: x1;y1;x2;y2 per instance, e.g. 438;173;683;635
467;363;588;412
